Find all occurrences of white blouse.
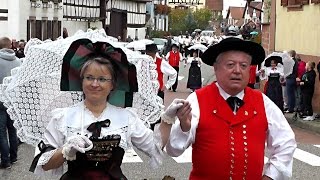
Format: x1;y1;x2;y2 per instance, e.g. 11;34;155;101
34;101;163;176
260;66;284;81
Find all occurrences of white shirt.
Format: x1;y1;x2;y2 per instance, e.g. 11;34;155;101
154;56;177;89
34;102;164;176
260;66;284;81
166;82;297;180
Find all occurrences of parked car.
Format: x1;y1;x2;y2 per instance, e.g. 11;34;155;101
152;38;167;55
200;30;215;37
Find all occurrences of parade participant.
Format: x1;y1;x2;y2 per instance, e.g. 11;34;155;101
166;37;296;180
29;40;183;179
186;50;202;92
247;65;258;89
300;61;316;121
0;37;20;169
146;43;177;100
260;55;285;111
165;44;184;92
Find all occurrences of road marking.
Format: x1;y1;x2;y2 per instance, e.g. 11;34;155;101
171;147;192;163
123;148;143;163
178;76;184;81
293;148;320;166
123;146;320;166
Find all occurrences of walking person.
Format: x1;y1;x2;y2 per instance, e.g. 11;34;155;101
146;43;177;100
259;55;285;111
300;61;316;121
186;50;202;92
165;37;296;179
145;43;177;130
0;37;21;169
165;44;184;92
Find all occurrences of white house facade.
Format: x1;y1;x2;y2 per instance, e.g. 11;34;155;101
0;0;150;41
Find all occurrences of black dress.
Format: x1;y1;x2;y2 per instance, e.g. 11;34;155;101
187;59;202;90
60;135;127;180
265;73;283;111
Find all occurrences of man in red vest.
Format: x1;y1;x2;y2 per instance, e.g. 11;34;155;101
146;43;177;130
164;37;296;180
165;44;183;92
146;43;177;100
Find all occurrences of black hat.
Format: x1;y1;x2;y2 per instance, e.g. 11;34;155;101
264;56;283;67
201;37;265;66
145;43;158;53
171;44;179;49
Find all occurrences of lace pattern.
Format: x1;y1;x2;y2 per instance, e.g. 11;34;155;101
37;149;59;166
0;29;163;147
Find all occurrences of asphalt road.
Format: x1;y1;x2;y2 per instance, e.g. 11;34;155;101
1;63;320;180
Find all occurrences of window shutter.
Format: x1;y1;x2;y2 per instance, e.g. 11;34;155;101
297;0;309;4
288;0;298;5
311;0;320;4
281;0;289;6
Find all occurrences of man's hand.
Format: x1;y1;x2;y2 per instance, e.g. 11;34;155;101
176;101;192;132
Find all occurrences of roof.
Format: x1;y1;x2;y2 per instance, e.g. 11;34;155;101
226;6;245;20
243;1;263;18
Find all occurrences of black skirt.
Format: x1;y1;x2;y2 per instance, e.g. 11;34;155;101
187;61;202;90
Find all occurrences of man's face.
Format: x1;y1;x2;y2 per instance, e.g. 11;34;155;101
214;51;252;95
172;47;178;52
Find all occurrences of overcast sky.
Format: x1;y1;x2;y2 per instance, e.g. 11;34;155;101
222;0;262;18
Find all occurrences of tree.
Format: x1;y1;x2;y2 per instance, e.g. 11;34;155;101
185;10;197;33
168;9;188;35
193;8;213;30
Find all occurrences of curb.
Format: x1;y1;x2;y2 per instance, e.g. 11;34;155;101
287;115;320;135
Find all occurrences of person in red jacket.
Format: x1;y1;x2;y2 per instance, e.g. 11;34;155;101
165;37;296;180
165;44;184;92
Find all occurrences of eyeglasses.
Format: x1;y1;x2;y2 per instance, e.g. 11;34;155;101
83;75;112;83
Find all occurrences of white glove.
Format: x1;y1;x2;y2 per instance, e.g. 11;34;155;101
161;98;185;124
62;135;93;161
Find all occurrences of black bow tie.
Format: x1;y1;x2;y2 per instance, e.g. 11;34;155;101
87;119;111;138
226;97;244;112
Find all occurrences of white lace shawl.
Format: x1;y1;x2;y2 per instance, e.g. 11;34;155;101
0;29;163;147
34;101;164;176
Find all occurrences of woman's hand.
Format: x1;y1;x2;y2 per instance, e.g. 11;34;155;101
176;101;192;132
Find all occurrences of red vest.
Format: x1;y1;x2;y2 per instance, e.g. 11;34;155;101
191;83;268;180
156;57;164;90
248;65;257;84
168;51;180;67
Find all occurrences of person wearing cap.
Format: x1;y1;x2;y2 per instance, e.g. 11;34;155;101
146;43;177;100
165;44;184;92
165;37;296;180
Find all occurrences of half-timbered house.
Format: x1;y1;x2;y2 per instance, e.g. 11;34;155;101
1;0;150;41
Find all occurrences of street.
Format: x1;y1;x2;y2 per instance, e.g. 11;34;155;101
1;64;320;180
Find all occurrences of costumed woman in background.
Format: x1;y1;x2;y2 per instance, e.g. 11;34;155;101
186;50;202;92
28;40;183;179
259;55;284;111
